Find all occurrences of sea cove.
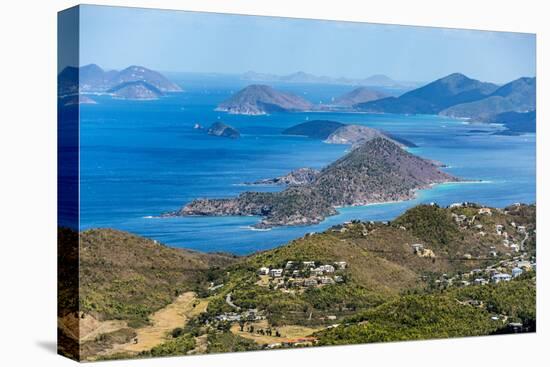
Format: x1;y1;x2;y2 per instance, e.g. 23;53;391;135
79;75;535;255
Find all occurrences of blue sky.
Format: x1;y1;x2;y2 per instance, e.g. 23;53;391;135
78;5;536;84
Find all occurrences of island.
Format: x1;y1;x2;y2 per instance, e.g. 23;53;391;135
331;87;389;107
353;73;536;134
207;122;241;139
216;84;313;115
240;71;417;89
58;63;182;97
164;137;458;228
355;73;499;114
439;77;536;122
62;95;97;106
282;120;416;148
107;81;164;100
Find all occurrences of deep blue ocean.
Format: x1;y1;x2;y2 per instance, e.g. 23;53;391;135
79;74;536;255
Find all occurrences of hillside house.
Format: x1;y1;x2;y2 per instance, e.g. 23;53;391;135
258;267;270;275
303;261;316;268
319;264;335;273
478;208;492;215
512;267;523;278
491;273;512;283
216;313;241;322
269;268;283;278
474;278;488;285
334;261;347;270
411;243;424;254
285;261;296;269
311;268;324;276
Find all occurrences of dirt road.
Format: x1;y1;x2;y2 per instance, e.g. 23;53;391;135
103;292;208;355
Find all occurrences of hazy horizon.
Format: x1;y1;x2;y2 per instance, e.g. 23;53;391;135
75;5;536;84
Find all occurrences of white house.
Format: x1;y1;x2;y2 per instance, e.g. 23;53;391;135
269;268;283;278
334;261;347;270
258;267;270;275
491;273;512;283
474;278;488;285
319;264;335;273
512;267;523;278
285;261;296;269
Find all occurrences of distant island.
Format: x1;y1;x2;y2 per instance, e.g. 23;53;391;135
354;73;536;133
165;137;457;228
216;85;313;115
57;64;182;102
439;77;535;121
207;122;241;139
331;87;390;107
241;70;419;89
282;120;417;148
108;81;164;100
488;110;536;135
62;95;97;106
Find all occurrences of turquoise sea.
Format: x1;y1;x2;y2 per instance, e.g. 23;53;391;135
79;75;536;255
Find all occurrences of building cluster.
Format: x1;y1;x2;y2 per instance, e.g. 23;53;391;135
257;260;347;289
432;256;536;288
215;308;266;323
448;204;531;259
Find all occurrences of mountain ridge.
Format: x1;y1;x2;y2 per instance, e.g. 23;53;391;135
355;73;499;114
